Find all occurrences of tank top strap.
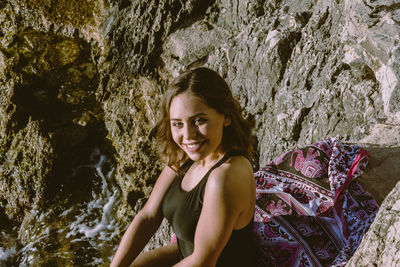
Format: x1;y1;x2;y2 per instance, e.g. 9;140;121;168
202;149;244;180
177;150;245;185
178;158;194;177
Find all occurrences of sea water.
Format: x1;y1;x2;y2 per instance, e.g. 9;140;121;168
0;148;122;266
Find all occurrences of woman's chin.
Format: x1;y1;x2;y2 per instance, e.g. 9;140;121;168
185;152;203;161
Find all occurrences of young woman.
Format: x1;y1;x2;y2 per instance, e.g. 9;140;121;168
111;67;257;267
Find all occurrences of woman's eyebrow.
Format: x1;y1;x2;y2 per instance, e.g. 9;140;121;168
170;113;207;121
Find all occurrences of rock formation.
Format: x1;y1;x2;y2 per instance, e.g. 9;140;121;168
0;0;399;265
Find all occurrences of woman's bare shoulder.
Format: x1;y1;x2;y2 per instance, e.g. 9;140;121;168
158;164;179;181
208;155;253;188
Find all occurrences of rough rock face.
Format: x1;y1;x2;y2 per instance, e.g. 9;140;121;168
0;120;53;221
1;0;400;265
1;1;115;265
347;179;400;267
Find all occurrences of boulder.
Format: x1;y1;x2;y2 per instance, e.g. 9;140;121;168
347;180;400;266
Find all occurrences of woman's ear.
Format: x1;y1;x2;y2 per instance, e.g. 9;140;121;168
224;116;231;127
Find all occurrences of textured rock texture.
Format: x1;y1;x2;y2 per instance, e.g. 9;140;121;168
1;0;400;265
346;179;400;267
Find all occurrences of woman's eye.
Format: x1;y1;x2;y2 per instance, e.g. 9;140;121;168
171;122;183;128
194;118;206;125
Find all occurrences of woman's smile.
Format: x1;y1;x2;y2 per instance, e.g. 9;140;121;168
183;141;206;152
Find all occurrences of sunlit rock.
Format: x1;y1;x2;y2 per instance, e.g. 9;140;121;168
347;180;400;266
341;0;400;122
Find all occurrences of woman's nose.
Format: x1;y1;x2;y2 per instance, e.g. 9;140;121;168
183;124;196;140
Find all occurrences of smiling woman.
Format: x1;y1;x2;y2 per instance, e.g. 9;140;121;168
156;68;254;168
169;93;230;163
111;67;258;267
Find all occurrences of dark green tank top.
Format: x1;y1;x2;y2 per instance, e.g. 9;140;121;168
162;151;257;266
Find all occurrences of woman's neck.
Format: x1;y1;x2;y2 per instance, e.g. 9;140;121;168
198;150;226;169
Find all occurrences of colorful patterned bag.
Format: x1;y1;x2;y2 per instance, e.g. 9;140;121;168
254;138;379;266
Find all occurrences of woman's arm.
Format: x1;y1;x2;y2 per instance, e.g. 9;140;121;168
110;165;178;267
174;156;255;267
110;209;163;266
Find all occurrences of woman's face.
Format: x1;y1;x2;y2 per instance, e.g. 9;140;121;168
169;92;230;162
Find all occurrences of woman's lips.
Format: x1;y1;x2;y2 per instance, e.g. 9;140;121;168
183;141;205;152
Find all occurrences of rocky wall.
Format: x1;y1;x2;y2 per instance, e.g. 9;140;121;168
0;1;116;265
1;0;400;265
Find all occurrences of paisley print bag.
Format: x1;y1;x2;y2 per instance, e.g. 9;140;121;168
254;138;379;266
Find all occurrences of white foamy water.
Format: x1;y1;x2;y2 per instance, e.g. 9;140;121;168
0;224;19;265
0;148;122;266
0;246;16;261
66;151;119;241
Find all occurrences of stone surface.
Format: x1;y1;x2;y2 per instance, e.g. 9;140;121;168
6;0;109;44
357;145;400;205
1;0;400;265
0;120;53;221
0;6;115;266
342;0;400;122
346;180;400;267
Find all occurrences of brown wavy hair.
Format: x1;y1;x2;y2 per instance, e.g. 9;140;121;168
153;67;254;168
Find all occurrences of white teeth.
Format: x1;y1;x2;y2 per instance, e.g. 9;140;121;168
187;143;200;148
185;142;203;150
